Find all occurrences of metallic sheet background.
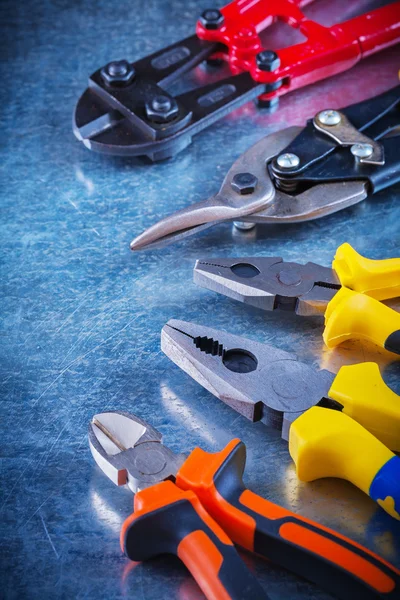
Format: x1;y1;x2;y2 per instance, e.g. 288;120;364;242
1;0;399;598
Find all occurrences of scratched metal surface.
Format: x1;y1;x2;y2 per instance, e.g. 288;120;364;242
1;0;399;598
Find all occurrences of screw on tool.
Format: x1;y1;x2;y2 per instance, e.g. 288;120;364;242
200;9;224;30
276;153;300;169
350;143;374;159
317;110;341;126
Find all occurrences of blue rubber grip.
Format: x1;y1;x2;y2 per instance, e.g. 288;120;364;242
369;456;400;520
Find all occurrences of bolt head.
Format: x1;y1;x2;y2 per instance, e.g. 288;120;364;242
145;95;179;124
256;50;280;72
276;153;300;170
233;221;256;231
350;143;373;159
199;9;224;30
317;109;341;126
101;60;136;86
231;172;258;195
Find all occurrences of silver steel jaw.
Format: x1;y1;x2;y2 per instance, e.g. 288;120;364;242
89;411;186;493
161;320;335;440
194;257;340;317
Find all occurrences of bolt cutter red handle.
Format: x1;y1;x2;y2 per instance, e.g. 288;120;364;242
197;0;400;100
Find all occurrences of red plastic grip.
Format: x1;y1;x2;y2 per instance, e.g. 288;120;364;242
197;0;400;99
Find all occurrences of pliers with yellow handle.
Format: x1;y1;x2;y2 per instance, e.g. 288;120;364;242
89;410;400;600
161;319;400;520
193;243;400;354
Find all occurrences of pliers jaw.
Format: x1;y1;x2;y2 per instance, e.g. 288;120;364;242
161;319;335;439
89;411;186;493
194;257;340;316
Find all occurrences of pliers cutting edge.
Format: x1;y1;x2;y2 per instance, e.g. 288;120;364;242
194;243;400;355
161;319;400;520
89;410;400;600
130;86;400;249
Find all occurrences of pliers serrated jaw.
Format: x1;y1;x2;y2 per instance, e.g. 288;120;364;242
161;319;335;435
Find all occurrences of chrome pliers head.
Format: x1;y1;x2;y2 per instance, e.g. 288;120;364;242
161;319;400;520
161;319;336;436
130;85;400;249
194;243;400;354
194;255;340;317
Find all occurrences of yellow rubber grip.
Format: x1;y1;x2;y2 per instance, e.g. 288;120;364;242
289;406;400;520
333;243;400;300
329;363;400;452
323;287;400;354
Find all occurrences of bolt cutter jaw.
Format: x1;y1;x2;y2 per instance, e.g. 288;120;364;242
73;2;400;159
161;319;335;438
194;257;340;316
89;411;186;493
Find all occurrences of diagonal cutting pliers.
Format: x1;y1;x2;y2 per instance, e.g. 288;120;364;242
161;319;400;520
89;410;400;600
193;243;400;355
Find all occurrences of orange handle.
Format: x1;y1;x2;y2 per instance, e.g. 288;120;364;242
176;439;400;600
120;480;267;600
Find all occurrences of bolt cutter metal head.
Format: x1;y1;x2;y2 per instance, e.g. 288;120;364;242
161;319;335;440
73;2;400;160
194;257;340;316
89;411;186;493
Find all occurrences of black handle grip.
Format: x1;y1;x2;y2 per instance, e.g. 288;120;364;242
121;480;268;600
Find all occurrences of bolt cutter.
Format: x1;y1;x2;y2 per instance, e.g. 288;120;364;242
130;85;400;248
89;410;400;600
193;243;400;355
73;0;400;160
161;319;400;520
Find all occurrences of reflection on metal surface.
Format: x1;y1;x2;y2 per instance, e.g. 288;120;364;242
89;488;124;535
74;166;95;195
320;339;400;375
159;381;219;446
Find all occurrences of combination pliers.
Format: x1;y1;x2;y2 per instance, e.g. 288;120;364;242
161;319;400;520
74;0;400;160
89;410;400;600
193;243;400;355
130;85;400;248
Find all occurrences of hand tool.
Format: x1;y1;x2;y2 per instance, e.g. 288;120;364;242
130;85;400;248
89;410;400;600
193;243;400;355
161;319;400;520
73;1;400;161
